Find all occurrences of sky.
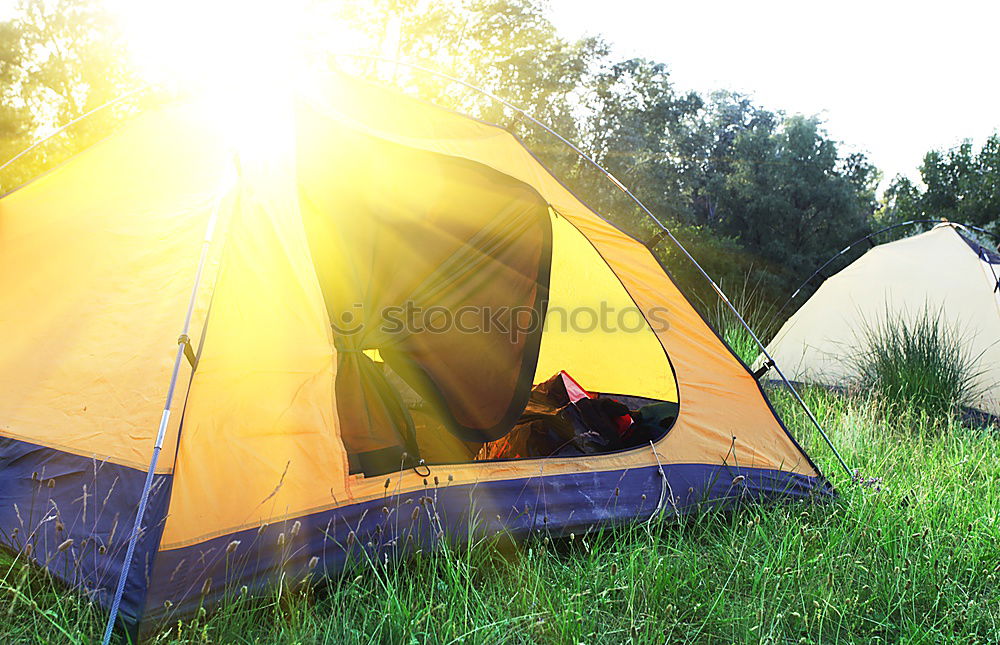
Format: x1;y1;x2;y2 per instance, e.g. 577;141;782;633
548;0;1000;185
2;0;996;187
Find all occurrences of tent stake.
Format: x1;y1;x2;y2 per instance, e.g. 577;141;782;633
100;196;224;645
332;54;853;477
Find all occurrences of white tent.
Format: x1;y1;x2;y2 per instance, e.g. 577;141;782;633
761;223;1000;417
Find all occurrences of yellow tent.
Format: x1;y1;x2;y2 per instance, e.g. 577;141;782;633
0;73;829;637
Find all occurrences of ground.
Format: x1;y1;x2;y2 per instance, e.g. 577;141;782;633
2;386;999;644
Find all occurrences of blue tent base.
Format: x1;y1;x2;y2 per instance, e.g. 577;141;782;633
959;407;1000;429
762;379;1000;429
0;435;834;641
0;436;172;632
138;462;833;634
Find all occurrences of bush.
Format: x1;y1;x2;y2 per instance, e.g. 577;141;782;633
851;307;984;420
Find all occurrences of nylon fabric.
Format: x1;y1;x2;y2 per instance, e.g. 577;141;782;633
301;73;816;477
0;75;828;633
0;436;173;626
159;136;344;549
296;109;552;467
141;461;830;630
0;101;233;472
536;209;677;402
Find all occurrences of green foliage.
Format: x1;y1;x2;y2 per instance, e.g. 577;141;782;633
0;0;142;193
851;308;984;420
705;114;879;278
4;389;1000;643
328;1;882;298
576;58;703;231
882;135;1000;235
332;0;605;135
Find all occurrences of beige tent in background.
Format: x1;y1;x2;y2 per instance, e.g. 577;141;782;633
760;223;1000;417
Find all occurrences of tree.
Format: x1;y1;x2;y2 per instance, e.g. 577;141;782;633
573;57;703;237
0;19;34;170
0;0;139;192
0;0;886;304
329;0;604;135
706;115;877;278
687;91;779;229
884;136;1000;234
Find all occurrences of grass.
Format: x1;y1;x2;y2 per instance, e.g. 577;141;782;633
702;272;779;366
851;307;986;419
720;323;760;367
2;386;999;644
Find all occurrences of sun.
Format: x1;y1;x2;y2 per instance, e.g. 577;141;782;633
110;0;313;89
106;0;364;161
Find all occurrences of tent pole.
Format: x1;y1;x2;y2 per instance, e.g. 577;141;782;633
0;86;150;178
331;54;853;477
100;194;224;645
645;229;854;477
